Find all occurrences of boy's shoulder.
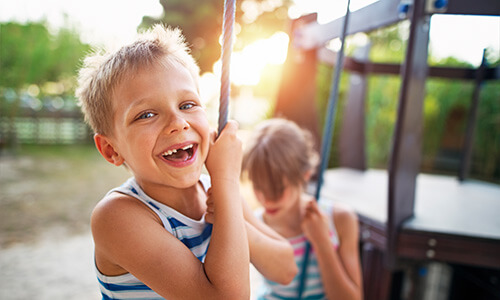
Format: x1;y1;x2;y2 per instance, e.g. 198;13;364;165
91;191;162;231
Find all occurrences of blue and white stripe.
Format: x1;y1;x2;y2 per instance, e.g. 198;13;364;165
95;175;212;299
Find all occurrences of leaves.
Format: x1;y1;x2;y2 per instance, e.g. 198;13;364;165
0;21;90;89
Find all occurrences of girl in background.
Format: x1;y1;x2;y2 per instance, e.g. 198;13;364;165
243;118;363;300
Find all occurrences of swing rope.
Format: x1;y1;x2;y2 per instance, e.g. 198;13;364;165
217;0;236;135
297;0;351;298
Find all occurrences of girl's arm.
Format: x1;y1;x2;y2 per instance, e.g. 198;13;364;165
205;190;297;284
92;121;249;300
301;201;363;300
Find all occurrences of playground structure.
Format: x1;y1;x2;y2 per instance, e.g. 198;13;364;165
274;0;500;299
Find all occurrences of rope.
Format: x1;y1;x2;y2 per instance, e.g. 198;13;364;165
297;0;351;298
217;0;236;136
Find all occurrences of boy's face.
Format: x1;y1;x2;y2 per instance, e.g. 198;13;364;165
104;59;210;191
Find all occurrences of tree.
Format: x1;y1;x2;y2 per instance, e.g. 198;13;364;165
0;21;91;147
0;21;90;89
139;0;292;73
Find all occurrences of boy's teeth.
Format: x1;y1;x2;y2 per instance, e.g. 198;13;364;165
163;144;193;156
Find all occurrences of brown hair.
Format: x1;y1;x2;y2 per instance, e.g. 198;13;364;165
242;118;318;200
76;24;200;136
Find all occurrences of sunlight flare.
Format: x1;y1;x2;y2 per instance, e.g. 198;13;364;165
213;32;289;86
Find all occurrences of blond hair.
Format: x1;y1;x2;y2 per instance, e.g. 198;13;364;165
242;118;319;200
76;24;200;136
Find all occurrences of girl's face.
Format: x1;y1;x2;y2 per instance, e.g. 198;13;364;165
103;59;210;195
254;183;302;217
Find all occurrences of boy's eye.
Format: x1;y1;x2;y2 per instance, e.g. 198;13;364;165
180;102;195;110
137;112;155;120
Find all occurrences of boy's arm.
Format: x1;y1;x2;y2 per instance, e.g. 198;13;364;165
92;194;247;300
302;201;363;300
202;120;250;298
242;198;298;284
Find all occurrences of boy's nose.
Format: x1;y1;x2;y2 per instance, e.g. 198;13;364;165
166;114;189;134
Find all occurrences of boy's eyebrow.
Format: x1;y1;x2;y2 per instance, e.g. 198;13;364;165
176;88;200;98
124;97;149;110
121;97;152;122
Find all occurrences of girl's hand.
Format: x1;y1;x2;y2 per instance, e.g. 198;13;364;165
205;120;242;182
301;200;330;244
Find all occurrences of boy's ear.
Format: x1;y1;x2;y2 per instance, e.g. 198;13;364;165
94;134;125;166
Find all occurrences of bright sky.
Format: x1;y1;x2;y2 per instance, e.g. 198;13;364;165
1;0;498;66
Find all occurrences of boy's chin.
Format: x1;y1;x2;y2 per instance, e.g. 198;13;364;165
170;171;203;189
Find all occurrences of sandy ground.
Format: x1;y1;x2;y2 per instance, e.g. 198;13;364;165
0;229;264;299
0;144;265;299
0;231;100;300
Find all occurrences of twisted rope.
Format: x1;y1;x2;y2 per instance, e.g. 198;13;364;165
297;0;351;298
217;0;236;136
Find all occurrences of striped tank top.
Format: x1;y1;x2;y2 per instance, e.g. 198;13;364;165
95;175;212;299
256;201;339;300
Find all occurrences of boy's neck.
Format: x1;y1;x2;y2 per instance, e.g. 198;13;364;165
139;179;207;220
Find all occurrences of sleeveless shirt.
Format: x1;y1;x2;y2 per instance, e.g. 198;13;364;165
95;175;212;299
256;201;339;300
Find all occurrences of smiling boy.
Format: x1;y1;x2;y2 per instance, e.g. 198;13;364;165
76;25;296;299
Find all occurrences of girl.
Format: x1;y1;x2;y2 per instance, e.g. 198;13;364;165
243;118;363;300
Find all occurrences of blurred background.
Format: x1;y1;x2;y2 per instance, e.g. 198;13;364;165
0;0;499;299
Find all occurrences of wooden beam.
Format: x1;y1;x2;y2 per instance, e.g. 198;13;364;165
274;14;321;153
339;45;369;170
319;49;500;80
398;230;500;269
387;0;430;268
442;0;500;16
294;0;403;50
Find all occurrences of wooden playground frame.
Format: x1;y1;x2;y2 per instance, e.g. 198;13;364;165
273;0;500;298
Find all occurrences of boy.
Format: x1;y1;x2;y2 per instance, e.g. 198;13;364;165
76;25;296;299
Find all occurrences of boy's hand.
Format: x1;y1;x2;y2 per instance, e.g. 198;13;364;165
205;187;214;224
301;200;330;244
205;120;242;181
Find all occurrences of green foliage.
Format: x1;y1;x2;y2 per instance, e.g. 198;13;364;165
365;75;400;168
314;22;499;182
472;81;500;180
140;0;223;72
0;21;90;89
0;21;91;147
315;64;350;168
368;21;408;64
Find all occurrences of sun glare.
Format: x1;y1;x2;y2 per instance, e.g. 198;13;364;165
213;32;290;86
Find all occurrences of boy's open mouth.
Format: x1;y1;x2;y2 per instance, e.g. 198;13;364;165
161;144;195;162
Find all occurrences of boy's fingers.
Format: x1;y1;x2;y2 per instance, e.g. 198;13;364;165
218;120;239;136
209;130;217;143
